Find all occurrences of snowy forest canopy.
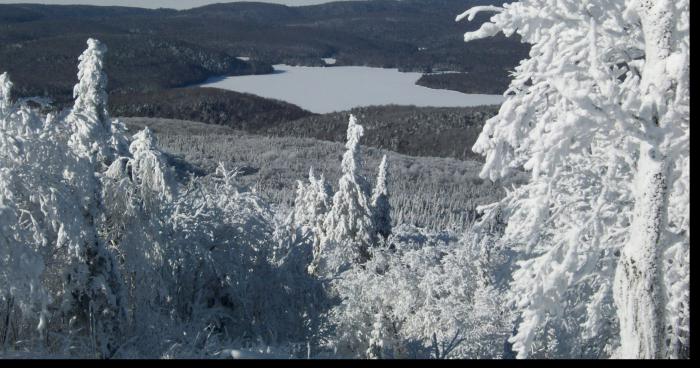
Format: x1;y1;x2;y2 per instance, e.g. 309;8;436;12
0;0;690;359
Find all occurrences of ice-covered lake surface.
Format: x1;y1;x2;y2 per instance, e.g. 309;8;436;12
199;65;504;114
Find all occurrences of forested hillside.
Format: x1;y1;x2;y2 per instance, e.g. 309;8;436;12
0;32;271;105
0;0;528;105
121;117;511;231
110;88;313;131
114;99;497;161
260;105;497;161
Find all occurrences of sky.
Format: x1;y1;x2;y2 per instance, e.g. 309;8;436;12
0;0;344;8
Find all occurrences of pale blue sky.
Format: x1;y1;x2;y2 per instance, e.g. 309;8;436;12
0;0;347;9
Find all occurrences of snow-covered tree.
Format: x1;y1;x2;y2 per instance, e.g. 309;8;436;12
0;72;12;117
291;167;332;231
0;64;126;357
101;126;175;257
371;155;391;240
100;126;179;339
289;167;333;275
59;38;128;358
366;309;391;359
457;0;689;359
71;39;108;123
0;157;49;347
1;78;62;347
67;38;120;167
314;115;374;275
127;127;176;204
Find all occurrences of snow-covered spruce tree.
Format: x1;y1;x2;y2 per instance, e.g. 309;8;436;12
71;39;107;122
457;0;689;359
371;155;391;240
313;115;374;275
59;38;127;358
366;309;392;359
67;38;124;167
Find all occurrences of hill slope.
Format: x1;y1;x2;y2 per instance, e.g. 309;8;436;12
121;117;517;231
260;105;498;161
110;87;313;131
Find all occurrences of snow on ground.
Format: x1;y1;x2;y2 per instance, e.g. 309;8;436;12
198;65;504;113
219;348;292;359
322;57;337;65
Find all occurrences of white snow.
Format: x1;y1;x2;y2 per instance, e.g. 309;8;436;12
225;348;289;359
322;57;337;65
198;65;504;113
236;56;251;61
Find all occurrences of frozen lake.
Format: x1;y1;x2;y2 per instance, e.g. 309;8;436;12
199;65;504;114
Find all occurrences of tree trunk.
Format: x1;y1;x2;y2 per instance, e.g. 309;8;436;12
612;0;678;358
613;141;668;358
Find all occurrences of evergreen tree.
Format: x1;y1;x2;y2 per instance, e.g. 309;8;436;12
316;115;374;274
71;39;108;123
366;310;388;359
371;155;391;240
61;38;127;358
67;38;118;167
